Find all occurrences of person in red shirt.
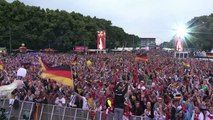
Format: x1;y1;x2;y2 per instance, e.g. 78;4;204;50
123;99;132;120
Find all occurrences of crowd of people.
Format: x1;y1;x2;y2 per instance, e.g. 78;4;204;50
0;49;213;120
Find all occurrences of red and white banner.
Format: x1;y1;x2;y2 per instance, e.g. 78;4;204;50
175;35;183;52
97;31;106;50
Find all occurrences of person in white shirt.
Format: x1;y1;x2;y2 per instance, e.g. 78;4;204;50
82;96;89;110
206;106;213;120
69;93;77;107
154;105;166;120
75;92;90;110
191;106;205;120
94;102;102;112
55;92;66;107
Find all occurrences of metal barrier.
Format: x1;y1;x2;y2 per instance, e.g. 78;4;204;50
39;105;89;120
0;99;34;120
0;99;148;120
0;99;92;120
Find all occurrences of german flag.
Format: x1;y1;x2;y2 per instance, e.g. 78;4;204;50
39;57;73;87
0;61;3;70
207;53;213;58
174;94;182;100
135;54;148;62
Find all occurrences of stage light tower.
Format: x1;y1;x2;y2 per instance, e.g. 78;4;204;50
174;24;188;52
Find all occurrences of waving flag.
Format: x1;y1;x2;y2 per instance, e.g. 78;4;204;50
135;54;148;62
39;58;73;87
182;62;190;68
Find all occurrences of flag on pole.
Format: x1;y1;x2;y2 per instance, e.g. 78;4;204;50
39;58;48;71
39;57;73;87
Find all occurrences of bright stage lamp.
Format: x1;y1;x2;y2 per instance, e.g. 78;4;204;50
176;25;188;38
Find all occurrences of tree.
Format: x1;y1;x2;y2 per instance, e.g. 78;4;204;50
0;0;141;51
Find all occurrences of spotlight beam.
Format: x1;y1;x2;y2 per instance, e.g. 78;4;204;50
175;25;188;38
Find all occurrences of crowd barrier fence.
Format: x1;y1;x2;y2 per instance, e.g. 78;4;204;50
0;99;151;120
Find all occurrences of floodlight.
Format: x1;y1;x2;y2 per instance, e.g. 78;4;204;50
175;24;188;38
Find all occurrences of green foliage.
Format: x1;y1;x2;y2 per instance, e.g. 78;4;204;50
160;41;173;48
0;0;140;51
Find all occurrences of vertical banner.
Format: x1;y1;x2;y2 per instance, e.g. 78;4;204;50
97;31;106;50
175;35;183;52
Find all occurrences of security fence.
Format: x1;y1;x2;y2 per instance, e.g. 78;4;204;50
0;99;147;120
0;99;34;120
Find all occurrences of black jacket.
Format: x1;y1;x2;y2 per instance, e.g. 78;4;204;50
114;83;128;109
